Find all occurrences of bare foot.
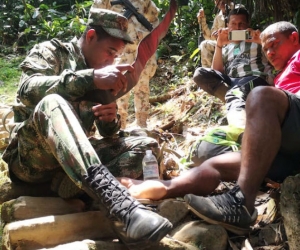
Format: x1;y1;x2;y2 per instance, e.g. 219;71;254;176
118;177;167;200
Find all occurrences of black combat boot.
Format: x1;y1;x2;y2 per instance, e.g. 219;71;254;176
81;164;172;249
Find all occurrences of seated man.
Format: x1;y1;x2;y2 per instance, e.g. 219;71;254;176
119;21;300;235
2;7;172;248
194;7;273;102
185;20;300;235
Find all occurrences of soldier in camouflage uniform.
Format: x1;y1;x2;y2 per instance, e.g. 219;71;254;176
197;0;231;67
92;0;160;128
3;11;159;185
2;8;172;248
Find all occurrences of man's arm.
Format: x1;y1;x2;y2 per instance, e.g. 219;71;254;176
211;43;224;73
210;11;224;40
17;39;95;108
18;38;132;108
211;28;229;73
197;8;211;40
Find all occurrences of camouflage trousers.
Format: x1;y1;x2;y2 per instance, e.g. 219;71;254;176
117;54;157;128
199;40;217;68
5;94;159;189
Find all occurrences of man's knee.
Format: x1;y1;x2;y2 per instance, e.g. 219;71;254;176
38;94;66;107
247;86;276;104
200;40;216;51
33;94;71;125
247;86;287;113
193;68;223;96
193;67;209;86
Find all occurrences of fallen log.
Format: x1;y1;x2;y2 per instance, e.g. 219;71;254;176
0;181;56;204
38;237;200;250
2;210;116;250
160;120;176;131
1;196;85;223
149;87;186;104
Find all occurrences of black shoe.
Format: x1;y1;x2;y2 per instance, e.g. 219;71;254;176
184;185;257;235
82;164;172;249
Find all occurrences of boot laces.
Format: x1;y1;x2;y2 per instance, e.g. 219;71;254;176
85;165;138;220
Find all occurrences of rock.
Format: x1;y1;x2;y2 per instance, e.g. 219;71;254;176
257;223;287;246
280;175;300;250
158;199;189;227
159;237;200;250
171;221;228;250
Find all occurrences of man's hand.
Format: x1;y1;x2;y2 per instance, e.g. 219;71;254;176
92;102;118;122
246;28;262;44
212;30;219;39
93;64;134;96
197;8;205;22
217;28;230;47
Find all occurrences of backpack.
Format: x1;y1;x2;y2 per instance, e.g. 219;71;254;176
184;125;244;167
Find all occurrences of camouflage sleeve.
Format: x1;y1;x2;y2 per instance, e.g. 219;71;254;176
210;16;219;40
144;0;160;27
199;16;212;40
95;114;121;137
92;0;111;9
210;12;225;37
17;39;94;108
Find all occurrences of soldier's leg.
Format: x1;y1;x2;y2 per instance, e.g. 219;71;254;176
116;52;136;129
133;54;157;128
90;134;159;179
13;94;172;249
117;91;131;129
200;40;217;68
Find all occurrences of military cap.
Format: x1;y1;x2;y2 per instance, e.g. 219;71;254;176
87;8;133;44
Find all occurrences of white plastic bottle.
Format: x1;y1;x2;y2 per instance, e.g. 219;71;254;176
142;150;160;180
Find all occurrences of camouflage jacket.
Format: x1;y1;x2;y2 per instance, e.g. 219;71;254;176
13;37;120;138
199;10;225;40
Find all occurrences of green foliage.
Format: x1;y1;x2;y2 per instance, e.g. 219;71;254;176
0;0;91;52
293;8;300;29
154;0;215;57
153;0;215;76
1;0;299;79
0;55;25;104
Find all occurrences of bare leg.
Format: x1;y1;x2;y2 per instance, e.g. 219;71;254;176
237;87;289;212
119;152;241;200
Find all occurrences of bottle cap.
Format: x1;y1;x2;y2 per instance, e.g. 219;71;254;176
146;150;152;155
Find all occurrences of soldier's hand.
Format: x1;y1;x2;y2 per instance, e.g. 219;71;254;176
212;30;219;39
197;8;205;22
93;64;134;96
92;102;118;122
